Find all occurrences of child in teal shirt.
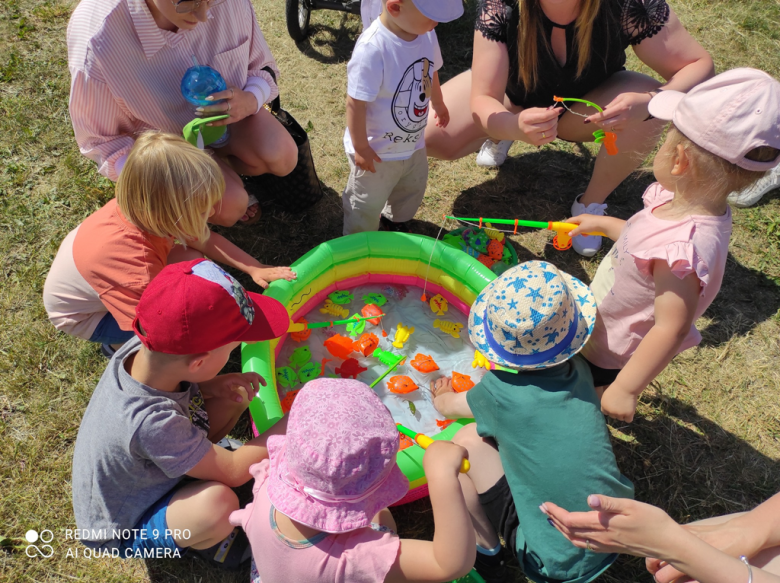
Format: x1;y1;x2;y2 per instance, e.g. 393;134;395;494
433;261;634;583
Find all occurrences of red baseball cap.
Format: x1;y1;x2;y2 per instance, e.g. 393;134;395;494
133;259;290;354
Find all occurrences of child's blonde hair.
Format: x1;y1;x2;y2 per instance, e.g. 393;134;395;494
116;132;224;242
664;124;779;200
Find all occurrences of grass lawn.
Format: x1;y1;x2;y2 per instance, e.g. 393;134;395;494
1;0;779;581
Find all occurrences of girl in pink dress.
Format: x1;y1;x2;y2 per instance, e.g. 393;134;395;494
569;69;780;422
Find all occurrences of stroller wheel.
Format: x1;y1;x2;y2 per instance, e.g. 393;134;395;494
286;0;312;42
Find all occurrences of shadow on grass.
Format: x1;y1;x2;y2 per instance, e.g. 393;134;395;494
294;18;361;64
391;391;780;583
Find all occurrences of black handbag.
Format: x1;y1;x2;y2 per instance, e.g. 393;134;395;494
245;67;323;213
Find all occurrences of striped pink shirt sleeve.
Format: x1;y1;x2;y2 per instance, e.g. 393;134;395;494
67;0;280;181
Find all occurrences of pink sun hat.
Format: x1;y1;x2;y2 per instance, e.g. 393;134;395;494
266;379;409;533
648;68;780;172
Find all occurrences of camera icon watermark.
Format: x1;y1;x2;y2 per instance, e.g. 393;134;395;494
25;530;54;558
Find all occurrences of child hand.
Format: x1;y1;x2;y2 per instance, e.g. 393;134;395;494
422;440;469;478
565;215;605;238
202;372;266;403
600;385;638;422
355;144;382;173
249;266;297;289
432;101;450;128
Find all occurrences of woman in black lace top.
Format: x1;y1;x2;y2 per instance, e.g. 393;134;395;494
425;0;713;256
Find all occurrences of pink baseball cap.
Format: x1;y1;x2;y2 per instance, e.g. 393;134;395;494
266;379;409;533
649;68;780;172
133;259;289;354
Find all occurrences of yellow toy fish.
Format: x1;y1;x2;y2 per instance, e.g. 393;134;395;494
319;299;349;319
433;319;464;339
429;294;449;316
392;322;415;349
484;222;505;243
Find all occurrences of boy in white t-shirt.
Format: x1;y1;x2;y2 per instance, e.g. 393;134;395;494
342;0;463;235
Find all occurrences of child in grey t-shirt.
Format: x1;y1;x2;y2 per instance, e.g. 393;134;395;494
71;259;290;566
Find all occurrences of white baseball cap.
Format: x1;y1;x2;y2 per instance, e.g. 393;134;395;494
649;68;780;172
410;0;464;23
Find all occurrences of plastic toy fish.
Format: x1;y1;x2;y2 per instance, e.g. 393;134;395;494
472;350;518;374
429;294;449;316
335;358;367;379
276;367;298;389
452;372;475;393
478;254;496;269
328;290;353;305
410;353;439;373
442;232;465;249
289;346;312;368
392;322;414;349
280;389;301;414
436;419;455;430
298;361;322;383
399;432;414;450
501;247;513;263
387;375;419;394
433;319;464;339
320;299;349;319
465;246;480;258
468;230;489;253
383;285;408;300
345;313;367;337
290;318;312;342
487;239;504;261
324;334;355;360
361;303;384;325
484;222;505;242
362;293;387;307
354;333;379;357
373;347;406;368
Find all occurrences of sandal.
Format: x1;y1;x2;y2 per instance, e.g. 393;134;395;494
239;194;263;226
190;526;252;571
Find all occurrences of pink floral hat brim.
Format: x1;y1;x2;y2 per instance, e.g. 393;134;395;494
265;434;409;534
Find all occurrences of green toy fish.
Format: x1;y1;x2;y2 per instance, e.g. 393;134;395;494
328;291;354;305
345;314;366;338
276;367;298;389
374;347;404;367
361;293;387;307
298;361;322;383
289;346;312;368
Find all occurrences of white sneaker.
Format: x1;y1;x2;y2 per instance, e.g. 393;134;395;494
476;139;513;167
570;194;608;257
728;164;780;208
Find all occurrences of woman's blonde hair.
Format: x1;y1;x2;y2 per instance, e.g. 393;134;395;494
664;124;779;200
517;0;602;92
116;132;224;243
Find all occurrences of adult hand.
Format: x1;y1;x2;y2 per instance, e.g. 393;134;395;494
542;495;683;558
354;144;382;173
584;92;652;132
517;107;563;146
196;86;258;126
201;372;266;403
247;266;297;289
648;519;758;583
600;385;638;423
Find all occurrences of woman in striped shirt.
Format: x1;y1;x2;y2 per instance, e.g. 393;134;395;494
67;0;297;225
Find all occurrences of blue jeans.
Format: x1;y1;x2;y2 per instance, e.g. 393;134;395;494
88;312;135;345
118;486;183;559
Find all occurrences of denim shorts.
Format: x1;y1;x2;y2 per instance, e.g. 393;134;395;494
88;312;136;345
118;487;183;559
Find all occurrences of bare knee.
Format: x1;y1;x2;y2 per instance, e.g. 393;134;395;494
266;134;297;176
195;483;239;540
211;180;249;227
452;423;483;450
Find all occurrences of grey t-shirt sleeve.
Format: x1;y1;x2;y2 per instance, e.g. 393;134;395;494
132;408;213;478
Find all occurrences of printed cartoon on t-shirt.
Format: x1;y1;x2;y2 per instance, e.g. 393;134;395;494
392;57;433;133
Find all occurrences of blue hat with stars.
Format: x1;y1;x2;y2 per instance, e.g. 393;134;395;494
468;261;596;370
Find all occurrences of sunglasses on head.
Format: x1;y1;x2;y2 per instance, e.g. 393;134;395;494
171;0;226;14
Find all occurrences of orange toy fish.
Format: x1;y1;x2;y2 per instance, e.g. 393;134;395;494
324;334;355;360
290;318;311;342
487;239;504;261
436;419;455;430
335;358;367;379
477;254;496;269
280;389;301;414
399;432;414;450
361;303;384;326
410;353;440;373
387;375;419;394
354;333;379;357
451;372;475;393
